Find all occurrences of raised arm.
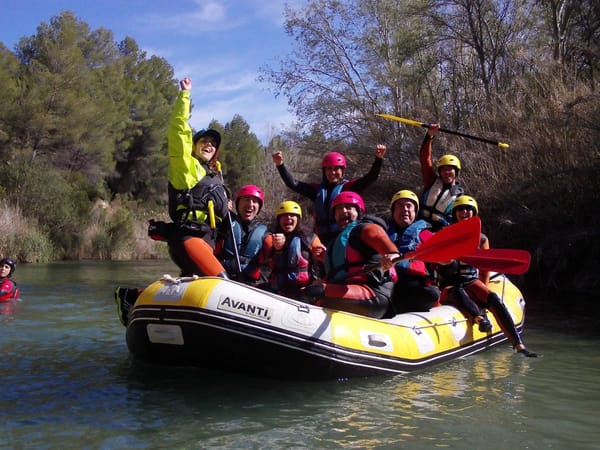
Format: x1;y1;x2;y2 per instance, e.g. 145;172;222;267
420;124;439;189
272;151;319;200
343;145;386;193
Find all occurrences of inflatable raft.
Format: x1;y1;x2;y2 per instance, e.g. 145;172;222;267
125;273;525;379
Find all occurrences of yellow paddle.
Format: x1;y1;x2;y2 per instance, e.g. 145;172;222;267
376;113;510;149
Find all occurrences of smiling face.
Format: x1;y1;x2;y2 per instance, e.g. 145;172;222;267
334;204;359;230
454;205;475;222
278;213;299;233
324;166;345;184
392;199;416;229
0;263;11;278
236;195;260;222
192;136;218;162
439;165;457;185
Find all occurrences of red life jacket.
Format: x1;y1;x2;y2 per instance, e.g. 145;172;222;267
0;278;19;301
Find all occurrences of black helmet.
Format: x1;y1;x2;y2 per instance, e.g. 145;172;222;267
192;129;221;148
0;257;16;276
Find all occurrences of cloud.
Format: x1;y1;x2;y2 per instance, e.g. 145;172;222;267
136;0;244;34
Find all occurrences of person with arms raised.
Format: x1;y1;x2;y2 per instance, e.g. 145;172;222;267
164;76;229;278
115;77;229;326
418;123;464;231
272;145;386;247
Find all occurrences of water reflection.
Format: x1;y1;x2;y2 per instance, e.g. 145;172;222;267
0;299;20;318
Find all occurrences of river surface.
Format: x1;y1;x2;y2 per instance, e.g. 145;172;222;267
1;260;599;449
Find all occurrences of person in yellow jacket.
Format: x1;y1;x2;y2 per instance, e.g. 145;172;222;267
115;76;230;327
166;76;230;278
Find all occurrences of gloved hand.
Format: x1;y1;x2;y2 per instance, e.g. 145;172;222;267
298;284;325;305
148;220;172;241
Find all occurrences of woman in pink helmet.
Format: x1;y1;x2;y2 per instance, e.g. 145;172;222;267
272;145;386;247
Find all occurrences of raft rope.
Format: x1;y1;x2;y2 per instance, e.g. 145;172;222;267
384;315;470;334
156;274;472;333
160;274;200;284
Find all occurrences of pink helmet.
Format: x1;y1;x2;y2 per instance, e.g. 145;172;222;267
331;191;365;214
236;185;265;212
321;152;347;168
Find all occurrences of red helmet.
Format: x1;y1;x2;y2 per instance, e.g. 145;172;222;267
331;191;365;214
236;185;264;212
321;152;347;168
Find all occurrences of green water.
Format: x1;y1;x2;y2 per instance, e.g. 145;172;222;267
1;261;598;449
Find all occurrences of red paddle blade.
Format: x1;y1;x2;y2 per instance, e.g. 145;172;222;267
460;248;531;275
401;216;482;263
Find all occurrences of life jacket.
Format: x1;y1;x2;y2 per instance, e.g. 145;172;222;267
221;220;268;280
314;182;346;235
168;163;229;225
388;219;431;253
269;233;314;291
0;278;18;301
326;216;384;283
388;219;431;277
420;178;464;227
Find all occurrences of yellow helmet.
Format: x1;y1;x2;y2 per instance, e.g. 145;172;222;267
436;154;461;172
452;195;478;215
390;189;419;211
275;200;302;218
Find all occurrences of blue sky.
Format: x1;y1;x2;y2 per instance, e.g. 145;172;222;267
0;0;301;144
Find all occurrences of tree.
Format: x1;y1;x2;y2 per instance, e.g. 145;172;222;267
107;37;178;205
536;0;600;87
0;44;21;162
11;12;122;184
219;114;264;195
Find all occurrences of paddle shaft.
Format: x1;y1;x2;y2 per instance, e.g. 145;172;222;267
376;114;509;149
215;162;242;275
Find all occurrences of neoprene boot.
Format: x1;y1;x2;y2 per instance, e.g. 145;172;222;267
115;287;140;327
486;292;522;347
476;315;493;332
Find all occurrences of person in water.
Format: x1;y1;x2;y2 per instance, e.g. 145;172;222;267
418;123;464;231
0;257;19;301
299;191;400;319
272;145;386;247
216;184;269;284
438;195;539;357
386;190;440;314
261;200;326;298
